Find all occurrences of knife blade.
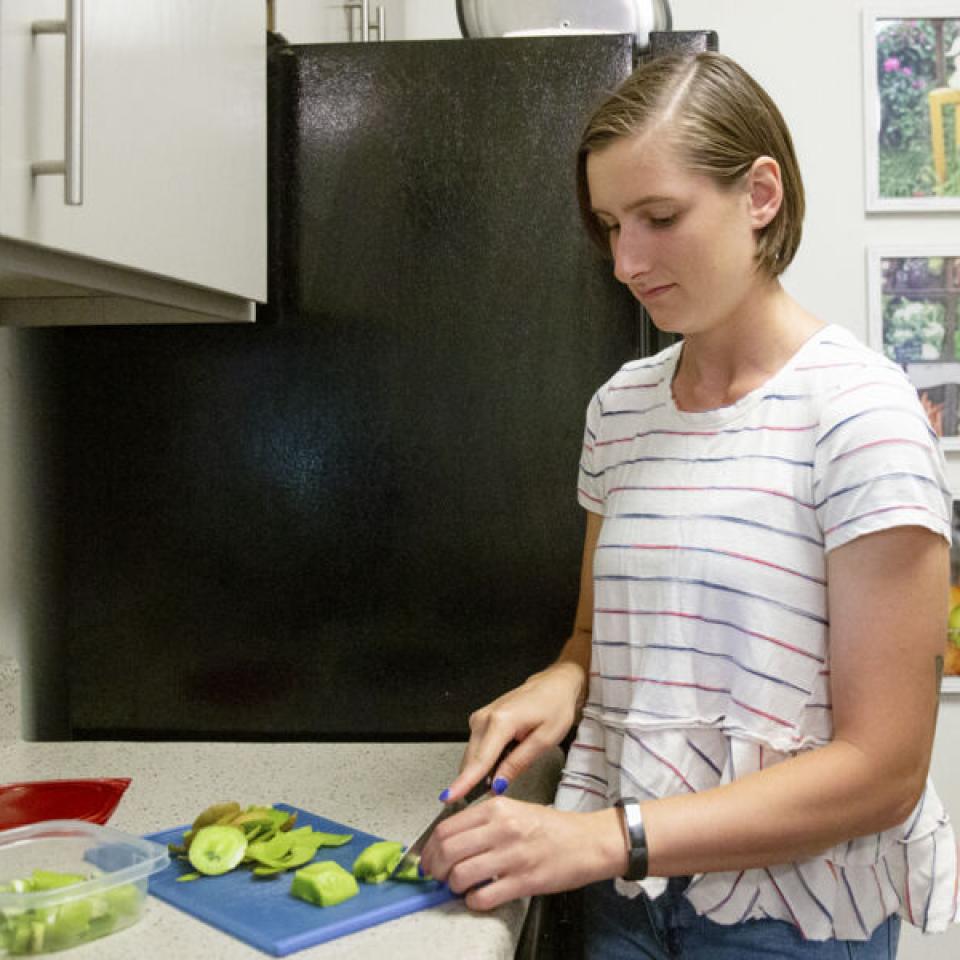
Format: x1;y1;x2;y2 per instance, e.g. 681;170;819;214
390;742;515;879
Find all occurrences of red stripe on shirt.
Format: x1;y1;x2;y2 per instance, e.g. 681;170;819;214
730;697;795;729
613;543;825;584
594;607;824;662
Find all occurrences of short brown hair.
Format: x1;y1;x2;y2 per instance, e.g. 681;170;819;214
576;52;805;278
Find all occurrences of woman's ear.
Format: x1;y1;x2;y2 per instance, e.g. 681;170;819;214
746;156;783;230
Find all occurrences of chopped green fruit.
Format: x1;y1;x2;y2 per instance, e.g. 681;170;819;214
29;871;87;892
392;858;430;882
103;884;143;918
170;804;340;880
291;862;359;907
352;841;404;884
308;832;353;848
246;826;354;873
0;870;141;955
188;825;248;876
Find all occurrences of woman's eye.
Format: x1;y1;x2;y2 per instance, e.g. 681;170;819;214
649;215;677;229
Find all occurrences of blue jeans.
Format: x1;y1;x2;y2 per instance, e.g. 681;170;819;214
582;878;901;959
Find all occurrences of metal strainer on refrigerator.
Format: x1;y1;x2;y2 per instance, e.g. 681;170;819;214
456;0;672;52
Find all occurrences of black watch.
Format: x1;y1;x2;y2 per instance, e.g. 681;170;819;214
615;797;649;881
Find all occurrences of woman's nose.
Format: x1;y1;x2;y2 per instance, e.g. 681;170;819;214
611;227;651;285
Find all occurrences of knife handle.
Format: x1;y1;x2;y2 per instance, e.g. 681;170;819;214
462;740;516;805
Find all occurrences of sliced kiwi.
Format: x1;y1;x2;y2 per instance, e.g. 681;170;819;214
291;862;359;907
187;825;248;876
191;802;242;833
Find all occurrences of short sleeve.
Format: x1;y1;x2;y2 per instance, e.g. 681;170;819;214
813;372;952;553
576;389;605;515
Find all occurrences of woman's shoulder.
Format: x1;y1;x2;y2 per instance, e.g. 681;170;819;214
791;324;919;409
594;340;681;404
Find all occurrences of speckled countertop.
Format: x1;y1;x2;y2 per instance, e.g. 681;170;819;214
0;658;18;740
0;726;563;958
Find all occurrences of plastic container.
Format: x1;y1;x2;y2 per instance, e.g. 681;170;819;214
0;820;169;956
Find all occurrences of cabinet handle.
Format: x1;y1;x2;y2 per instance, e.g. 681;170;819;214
346;1;386;42
30;0;84;206
373;6;386;41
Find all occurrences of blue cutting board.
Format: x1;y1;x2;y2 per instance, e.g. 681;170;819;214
146;803;456;955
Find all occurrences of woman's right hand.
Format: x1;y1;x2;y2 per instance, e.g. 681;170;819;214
439;659;586;802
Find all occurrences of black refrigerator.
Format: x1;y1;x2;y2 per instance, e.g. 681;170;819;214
19;32;712;741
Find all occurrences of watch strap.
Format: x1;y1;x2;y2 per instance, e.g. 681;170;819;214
615;797;649;881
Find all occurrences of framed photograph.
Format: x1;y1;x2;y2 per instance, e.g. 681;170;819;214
946;500;960;692
863;5;960;211
868;246;960;449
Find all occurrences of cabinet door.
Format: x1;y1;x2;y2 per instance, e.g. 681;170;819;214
274;0;405;42
0;0;265;302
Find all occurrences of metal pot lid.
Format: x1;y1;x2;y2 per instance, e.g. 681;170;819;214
456;0;672;51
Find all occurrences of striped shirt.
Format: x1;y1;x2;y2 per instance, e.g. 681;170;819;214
555;324;959;941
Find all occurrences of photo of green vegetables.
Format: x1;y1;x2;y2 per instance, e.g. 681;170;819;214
880;253;960;440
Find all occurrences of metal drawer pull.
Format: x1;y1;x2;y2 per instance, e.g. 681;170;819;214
346;1;386;42
31;0;84;206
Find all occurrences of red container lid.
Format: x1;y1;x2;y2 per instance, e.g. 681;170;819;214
0;778;131;830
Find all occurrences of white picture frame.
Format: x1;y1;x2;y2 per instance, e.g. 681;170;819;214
867;245;960;450
863;4;960;211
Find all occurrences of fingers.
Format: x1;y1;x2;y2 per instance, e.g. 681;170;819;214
419;804;490;881
465;874;527;912
420;798;552;912
420;801;522;906
443;666;581;801
491;734;543;787
444;713;520;803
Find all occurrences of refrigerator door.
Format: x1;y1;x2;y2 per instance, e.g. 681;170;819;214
25;36;645;740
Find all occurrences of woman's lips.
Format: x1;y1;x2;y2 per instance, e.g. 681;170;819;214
637;283;675;301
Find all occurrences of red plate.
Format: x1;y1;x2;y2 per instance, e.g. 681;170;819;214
0;778;131;830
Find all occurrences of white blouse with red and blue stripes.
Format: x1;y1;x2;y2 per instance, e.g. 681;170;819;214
555;323;958;941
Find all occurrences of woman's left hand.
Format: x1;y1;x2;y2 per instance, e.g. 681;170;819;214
418;797;625;911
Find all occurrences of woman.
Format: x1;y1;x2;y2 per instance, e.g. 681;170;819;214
419;52;957;957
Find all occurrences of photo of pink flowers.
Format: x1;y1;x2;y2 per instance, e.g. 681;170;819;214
863;5;960;210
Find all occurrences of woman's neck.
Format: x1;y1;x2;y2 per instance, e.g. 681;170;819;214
671;283;824;412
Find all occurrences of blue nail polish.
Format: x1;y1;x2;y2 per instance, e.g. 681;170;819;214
439;788;450;802
492;777;509;796
417;862;425;878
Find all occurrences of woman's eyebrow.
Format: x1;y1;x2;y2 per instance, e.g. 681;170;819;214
591;194;675;215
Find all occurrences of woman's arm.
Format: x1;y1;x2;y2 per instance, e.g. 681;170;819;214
442;510;603;801
421;524;949;909
642;523;947;875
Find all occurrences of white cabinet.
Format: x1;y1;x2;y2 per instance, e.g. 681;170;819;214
273;0;406;43
0;0;266;323
272;0;463;42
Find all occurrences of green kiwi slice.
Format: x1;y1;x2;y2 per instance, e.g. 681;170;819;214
187;825;248;876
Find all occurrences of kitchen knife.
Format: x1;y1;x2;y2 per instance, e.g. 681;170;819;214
390;743;515;879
